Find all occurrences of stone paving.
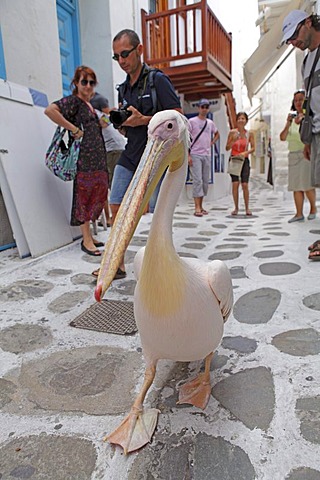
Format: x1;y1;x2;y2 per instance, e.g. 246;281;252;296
0;175;320;479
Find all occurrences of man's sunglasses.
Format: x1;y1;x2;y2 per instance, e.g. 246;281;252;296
80;79;96;87
287;21;305;43
200;105;209;109
112;45;138;61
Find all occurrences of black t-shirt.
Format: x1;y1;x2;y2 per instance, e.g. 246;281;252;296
117;64;181;171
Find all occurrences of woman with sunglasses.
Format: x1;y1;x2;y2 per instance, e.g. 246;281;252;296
280;90;316;223
45;66;108;256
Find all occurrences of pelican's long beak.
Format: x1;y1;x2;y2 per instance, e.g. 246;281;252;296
95;131;184;302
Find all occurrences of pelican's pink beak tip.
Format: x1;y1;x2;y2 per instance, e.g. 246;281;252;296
94;283;102;303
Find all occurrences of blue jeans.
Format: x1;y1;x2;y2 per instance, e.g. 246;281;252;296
109;164;134;204
149;172;166;213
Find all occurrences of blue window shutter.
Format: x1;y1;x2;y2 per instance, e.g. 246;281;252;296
0;26;7;80
56;0;81;97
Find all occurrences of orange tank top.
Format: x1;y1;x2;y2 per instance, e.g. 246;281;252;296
231;131;248;156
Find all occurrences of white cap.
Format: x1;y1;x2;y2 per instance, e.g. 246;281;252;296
281;10;308;45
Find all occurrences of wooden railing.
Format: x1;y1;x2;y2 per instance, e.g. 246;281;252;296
141;1;232;78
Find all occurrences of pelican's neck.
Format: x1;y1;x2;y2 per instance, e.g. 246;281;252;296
148;157;187;248
139;155;189;316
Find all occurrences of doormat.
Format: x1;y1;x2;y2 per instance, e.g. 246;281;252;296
70;299;137;335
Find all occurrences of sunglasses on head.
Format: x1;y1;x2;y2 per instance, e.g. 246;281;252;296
112;45;138;61
200;105;209;109
287;21;305;43
80;79;96;87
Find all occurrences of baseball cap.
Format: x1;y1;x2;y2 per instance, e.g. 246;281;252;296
281;10;308;44
198;98;210;107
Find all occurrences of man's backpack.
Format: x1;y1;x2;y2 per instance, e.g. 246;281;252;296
117;64;161;115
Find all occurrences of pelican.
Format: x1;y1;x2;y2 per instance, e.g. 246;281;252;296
95;110;233;454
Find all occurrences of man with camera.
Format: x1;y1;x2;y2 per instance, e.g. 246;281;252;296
107;28;182;279
282;11;320;188
282;10;320;260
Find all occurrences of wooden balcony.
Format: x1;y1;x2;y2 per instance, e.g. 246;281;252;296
141;1;233;103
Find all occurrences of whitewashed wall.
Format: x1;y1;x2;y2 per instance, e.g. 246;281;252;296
0;0;62;102
79;0;112;102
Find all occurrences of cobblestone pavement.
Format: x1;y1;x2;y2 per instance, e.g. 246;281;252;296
0;175;320;480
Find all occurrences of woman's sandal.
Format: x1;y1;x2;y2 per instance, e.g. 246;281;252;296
201;209;208;215
308;246;320;261
93;240;104;248
81;241;101;256
231;209;238;216
194;211;203;217
308;239;320;251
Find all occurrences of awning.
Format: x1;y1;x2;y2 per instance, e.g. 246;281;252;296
243;0;312;101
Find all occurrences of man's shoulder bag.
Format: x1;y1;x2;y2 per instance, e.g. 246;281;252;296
300;46;320;145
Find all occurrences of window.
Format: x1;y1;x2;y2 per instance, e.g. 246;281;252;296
149;0;157;13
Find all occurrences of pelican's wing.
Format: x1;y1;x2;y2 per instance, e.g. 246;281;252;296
208;260;233;322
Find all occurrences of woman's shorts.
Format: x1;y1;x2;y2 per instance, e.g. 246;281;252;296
230;158;250;183
109;164;134;204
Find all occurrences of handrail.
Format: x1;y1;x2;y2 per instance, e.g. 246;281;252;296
141;1;231;75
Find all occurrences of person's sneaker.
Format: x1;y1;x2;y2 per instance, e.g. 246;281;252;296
114;268;126;280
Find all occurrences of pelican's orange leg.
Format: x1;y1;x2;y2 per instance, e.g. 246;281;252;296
105;364;160;454
177;352;214;410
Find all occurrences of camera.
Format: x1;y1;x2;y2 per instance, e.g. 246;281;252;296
289;111;298;118
109;107;132;129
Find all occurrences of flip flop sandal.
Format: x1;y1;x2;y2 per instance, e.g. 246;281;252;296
231;210;238;216
309;247;320;261
92;268;126;279
194;212;203;217
201;209;208;215
308;239;320;251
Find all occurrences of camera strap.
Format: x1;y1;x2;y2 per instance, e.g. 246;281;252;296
117;64;161;115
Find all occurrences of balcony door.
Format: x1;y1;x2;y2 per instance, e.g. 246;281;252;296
149;0;170;67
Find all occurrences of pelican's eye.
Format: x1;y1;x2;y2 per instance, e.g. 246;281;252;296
167;122;173;129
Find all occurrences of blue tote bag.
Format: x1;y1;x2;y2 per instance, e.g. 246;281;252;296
45;127;82;181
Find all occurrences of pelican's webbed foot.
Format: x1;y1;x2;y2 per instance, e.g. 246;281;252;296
177;352;214;410
177;373;211;409
104;407;160;454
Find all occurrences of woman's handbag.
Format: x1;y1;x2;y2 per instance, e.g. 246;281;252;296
227;155;245;176
45;127;82;181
